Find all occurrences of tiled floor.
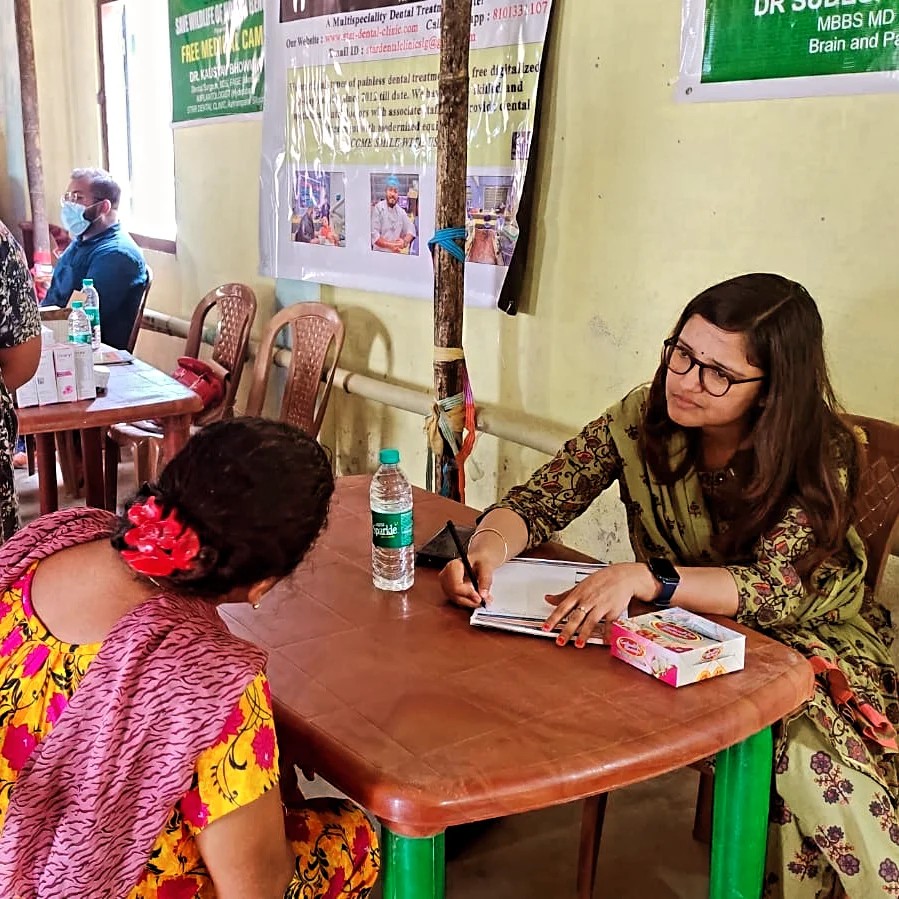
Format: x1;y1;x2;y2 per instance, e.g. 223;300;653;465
15;461;898;898
304;768;710;898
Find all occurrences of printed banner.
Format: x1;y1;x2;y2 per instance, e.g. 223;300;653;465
259;0;553;308
169;0;265;124
680;0;899;102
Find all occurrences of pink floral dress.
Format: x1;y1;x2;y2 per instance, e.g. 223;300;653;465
0;565;379;898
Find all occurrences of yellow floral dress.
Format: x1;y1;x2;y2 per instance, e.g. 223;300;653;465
0;565;379;899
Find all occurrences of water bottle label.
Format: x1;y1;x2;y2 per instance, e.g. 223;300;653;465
372;510;413;548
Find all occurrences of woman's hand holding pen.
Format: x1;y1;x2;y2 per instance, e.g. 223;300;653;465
543;563;659;649
441;510;528;608
440;531;507;608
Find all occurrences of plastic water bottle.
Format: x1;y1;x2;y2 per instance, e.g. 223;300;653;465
370;448;414;591
81;278;101;349
67;301;92;345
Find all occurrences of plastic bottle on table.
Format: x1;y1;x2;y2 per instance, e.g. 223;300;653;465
81;278;101;349
370;448;414;591
67;301;92;345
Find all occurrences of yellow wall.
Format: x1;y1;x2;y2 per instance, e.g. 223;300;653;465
11;1;899;557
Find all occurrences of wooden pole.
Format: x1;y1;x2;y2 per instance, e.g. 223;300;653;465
432;0;472;499
14;0;50;258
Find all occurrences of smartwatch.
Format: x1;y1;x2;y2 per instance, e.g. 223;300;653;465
648;557;680;608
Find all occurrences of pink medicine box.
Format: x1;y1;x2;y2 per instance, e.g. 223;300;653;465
610;608;745;687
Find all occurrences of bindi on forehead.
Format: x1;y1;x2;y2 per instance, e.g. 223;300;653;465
679;318;756;372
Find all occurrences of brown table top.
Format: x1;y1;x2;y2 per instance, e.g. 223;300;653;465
17;356;202;435
220;475;814;836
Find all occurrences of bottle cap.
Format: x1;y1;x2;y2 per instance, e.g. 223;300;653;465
82;279;94;288
379;448;400;465
71;300;84;308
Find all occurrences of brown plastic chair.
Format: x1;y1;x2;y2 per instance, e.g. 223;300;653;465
848;414;899;592
126;266;153;354
575;413;899;899
244;303;344;438
104;283;257;508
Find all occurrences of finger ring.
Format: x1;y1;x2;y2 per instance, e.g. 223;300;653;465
576;605;589;614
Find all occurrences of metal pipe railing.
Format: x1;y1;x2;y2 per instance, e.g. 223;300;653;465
141;309;571;457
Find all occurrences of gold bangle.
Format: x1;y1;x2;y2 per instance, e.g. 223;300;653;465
469;527;508;563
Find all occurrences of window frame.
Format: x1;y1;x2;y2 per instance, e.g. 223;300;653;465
95;0;176;255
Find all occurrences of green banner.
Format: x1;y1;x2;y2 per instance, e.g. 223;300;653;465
702;0;899;83
169;0;264;123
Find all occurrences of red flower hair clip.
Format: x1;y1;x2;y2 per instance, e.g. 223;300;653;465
120;495;201;578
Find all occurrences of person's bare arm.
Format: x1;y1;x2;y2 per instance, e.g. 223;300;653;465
0;335;41;391
196;786;295;899
440;508;530;607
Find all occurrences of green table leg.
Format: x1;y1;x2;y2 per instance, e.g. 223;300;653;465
710;726;774;899
381;827;445;899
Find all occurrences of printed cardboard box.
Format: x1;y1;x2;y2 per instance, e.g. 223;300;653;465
610;608;745;687
72;344;97;400
52;345;78;403
33;347;59;405
15;378;39;408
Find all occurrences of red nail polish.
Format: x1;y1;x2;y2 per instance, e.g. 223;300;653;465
541;623;550;631
556;635;565;646
575;639;586;649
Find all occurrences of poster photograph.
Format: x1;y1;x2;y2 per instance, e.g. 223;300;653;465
259;0;554;308
291;170;347;246
680;0;899;102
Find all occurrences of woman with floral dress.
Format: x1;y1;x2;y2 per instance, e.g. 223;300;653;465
442;273;898;897
0;417;379;898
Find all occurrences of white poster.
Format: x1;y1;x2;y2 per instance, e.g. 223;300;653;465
259;0;553;307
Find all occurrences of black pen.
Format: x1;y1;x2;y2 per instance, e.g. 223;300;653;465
446;519;482;601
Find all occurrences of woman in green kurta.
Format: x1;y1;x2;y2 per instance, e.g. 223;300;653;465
441;273;899;897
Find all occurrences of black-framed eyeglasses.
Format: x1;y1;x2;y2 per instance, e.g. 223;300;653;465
662;339;765;397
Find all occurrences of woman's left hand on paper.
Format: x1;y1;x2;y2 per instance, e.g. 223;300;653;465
543;562;659;648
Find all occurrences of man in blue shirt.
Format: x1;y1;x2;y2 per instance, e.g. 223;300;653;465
43;168;147;350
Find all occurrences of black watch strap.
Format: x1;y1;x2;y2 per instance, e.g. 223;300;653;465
648;557;680;608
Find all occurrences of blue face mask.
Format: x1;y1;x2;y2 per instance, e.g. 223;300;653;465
60;200;97;237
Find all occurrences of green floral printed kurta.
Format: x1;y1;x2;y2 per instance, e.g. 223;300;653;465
494;385;899;894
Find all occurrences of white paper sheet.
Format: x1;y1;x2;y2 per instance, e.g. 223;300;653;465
482;558;607;621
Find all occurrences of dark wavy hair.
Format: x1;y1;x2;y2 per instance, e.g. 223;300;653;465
111;417;334;596
642;273;858;565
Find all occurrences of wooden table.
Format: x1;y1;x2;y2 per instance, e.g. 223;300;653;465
221;476;814;899
16;357;202;513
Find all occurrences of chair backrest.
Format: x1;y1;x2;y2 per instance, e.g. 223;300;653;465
126;265;153;353
846;414;899;593
245;302;345;439
185;283;257;425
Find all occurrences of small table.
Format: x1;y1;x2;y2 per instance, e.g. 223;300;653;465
17;357;202;513
221;476;814;899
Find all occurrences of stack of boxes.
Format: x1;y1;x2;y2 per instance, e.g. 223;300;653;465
16;326;96;408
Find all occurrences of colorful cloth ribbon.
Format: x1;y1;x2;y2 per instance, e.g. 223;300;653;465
810;655;898;751
424;349;481;502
